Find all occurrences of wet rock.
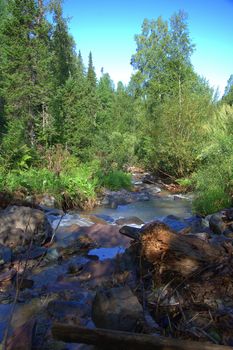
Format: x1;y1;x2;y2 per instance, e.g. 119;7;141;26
209;213;228;235
38;195;56;208
67;263;83;274
0;228;27;248
79;259;116;288
94;214;114;223
55;224;81;241
184;215;207;234
103;189;151;209
39;206;64;216
11;298;45;329
115;216;145;226
0;206;52;248
163;214;206;234
226;208;233;221
20;246;47;260
0;244;12;264
163;215;188;232
47;300;90;323
81;224;130;248
45;247;61;261
142;173;156;184
187;232;210;241
80;214;108;225
92;286;144;331
18;278;34;291
0;304;14;341
145;184;161;196
52;214;94;230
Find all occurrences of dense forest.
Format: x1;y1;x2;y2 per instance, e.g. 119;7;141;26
0;0;233;214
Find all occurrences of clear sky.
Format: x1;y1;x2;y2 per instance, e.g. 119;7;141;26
63;0;233;96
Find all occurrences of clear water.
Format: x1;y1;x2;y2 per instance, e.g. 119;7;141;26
88;247;125;261
84;195;192;223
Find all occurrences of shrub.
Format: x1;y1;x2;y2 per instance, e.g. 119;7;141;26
101;170;132;191
193;165;232;215
5;168;63;195
192;106;233;215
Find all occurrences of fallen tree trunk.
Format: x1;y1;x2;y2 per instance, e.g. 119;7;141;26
120;221;231;277
52;324;233;350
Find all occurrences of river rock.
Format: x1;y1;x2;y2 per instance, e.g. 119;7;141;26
103;189;150;209
80;224;130;247
0;206;52;248
79;214;108;225
6;318;36;350
187;232;210;241
225;208;233;220
38;195;56;208
209;213;228;235
163;215;206;234
39;206;64;216
142;173;156;184
115;216;145;226
94;214;114;223
0;244;12;264
47;300;90;323
92;286;144;331
163;215;188;232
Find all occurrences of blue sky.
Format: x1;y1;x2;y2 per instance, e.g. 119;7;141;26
63;0;233;96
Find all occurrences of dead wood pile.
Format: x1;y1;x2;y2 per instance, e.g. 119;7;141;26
120;221;233;346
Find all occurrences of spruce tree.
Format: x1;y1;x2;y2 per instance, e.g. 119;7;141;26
50;0;76;86
87;52;97;89
0;0;53;152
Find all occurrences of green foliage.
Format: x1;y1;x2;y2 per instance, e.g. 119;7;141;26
193;165;232;215
222;74;233;106
61;164;98;203
176;177;193;188
131;11;215;177
1;119;33;170
1;2;231;215
100;170;132;191
5;168;62;195
193;106;233;214
1;161;101;208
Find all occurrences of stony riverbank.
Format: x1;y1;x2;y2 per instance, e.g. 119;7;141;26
0;175;233;349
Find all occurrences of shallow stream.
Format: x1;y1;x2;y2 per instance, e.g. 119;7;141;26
0;189;194;347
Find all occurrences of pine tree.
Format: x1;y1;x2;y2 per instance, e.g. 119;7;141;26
0;0;53;152
50;0;76;86
87;52;97;89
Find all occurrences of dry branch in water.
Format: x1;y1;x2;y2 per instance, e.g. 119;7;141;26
52;324;233;350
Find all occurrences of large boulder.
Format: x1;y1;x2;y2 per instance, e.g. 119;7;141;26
92;286;144;331
0;206;52;248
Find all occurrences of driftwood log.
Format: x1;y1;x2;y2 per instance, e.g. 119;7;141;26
52;324;233;350
119;221;232;277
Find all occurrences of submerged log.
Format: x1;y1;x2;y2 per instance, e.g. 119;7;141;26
52;324;233;350
120;221;230;277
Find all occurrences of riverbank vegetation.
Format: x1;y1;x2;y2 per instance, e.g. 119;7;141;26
0;0;232;213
